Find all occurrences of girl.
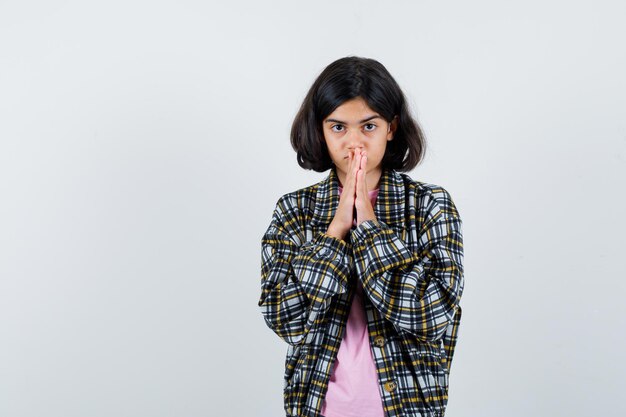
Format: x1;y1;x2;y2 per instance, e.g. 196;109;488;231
258;56;464;417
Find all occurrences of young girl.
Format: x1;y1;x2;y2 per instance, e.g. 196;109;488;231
258;56;464;417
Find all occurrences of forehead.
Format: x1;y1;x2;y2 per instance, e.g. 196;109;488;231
324;97;379;120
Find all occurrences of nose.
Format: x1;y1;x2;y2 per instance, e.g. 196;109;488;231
346;129;366;150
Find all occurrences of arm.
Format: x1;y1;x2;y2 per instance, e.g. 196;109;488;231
258;196;352;346
350;191;464;343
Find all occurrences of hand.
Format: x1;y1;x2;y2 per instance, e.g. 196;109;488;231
326;149;360;240
354;150;376;226
326;149;378;239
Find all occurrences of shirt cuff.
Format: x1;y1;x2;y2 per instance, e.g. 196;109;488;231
350;219;384;243
308;230;350;261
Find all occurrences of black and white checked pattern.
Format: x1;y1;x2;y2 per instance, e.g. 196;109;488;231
258;166;464;417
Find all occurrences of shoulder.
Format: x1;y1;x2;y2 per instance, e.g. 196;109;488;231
397;171;462;221
265;179;322;245
271;178;321;220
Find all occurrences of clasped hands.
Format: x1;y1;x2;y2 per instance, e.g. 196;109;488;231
327;148;378;241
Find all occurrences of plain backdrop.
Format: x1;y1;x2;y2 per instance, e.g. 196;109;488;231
1;1;625;416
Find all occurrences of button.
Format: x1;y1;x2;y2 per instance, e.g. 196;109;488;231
384;380;397;392
373;336;385;347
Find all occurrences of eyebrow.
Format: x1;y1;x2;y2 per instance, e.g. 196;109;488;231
324;115;382;124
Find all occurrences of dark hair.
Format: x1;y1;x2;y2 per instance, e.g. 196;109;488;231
290;56;427;172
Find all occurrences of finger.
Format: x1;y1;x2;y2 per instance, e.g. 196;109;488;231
361;153;367;190
352;150;361;194
356;168;363;199
345;151;356;188
345;151;353;186
357;151;366;192
345;150;356;200
358;168;365;197
353;149;362;177
346;149;356;181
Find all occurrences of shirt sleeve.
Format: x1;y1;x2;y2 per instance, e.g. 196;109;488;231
258;196;352;346
349;190;464;343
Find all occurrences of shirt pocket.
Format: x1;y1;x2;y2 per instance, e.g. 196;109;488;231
284;344;309;385
283;346;312;417
407;341;449;413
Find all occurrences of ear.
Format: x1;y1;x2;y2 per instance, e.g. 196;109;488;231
387;115;398;140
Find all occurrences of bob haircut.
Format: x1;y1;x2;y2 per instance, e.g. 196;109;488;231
291;56;427;173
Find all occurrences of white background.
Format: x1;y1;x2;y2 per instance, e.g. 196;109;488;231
1;1;625;416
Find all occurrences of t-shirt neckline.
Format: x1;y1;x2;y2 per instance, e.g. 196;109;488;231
338;185;379;193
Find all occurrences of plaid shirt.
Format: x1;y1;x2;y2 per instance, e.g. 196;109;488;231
258;166;464;417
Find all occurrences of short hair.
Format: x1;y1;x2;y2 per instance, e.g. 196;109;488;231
290;56;427;172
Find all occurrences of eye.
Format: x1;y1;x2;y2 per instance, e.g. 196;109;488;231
331;125;344;133
364;123;377;131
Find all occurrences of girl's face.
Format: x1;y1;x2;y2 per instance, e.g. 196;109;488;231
322;96;397;180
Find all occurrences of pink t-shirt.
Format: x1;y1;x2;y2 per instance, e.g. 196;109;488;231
321;185;385;417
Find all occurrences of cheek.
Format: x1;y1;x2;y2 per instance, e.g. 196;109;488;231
367;145;385;158
330;148;344;161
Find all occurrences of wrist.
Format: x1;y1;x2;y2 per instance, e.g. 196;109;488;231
326;223;347;241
